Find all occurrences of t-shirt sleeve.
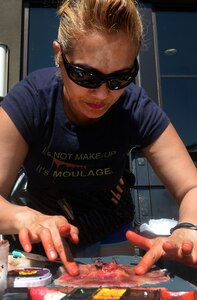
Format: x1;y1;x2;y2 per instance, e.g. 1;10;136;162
0;70;54;146
127;85;170;147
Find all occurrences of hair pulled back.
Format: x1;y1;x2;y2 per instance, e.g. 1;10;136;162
57;0;143;54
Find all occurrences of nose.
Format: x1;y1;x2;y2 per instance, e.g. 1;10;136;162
90;83;110;99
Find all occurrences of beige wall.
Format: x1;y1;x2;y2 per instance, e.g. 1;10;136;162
0;0;23;93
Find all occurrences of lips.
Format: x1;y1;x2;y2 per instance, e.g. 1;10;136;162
86;102;106;110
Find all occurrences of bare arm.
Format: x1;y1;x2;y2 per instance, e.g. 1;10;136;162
0;107;28;198
0;106;29;232
0;107;79;275
126;123;197;273
143;123;197;222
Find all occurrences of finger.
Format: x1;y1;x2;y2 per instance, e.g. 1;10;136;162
181;240;193;256
162;241;179;256
19;227;32;252
39;227;58;261
134;247;163;275
59;224;71;237
56;237;79;276
126;230;153;251
163;240;194;267
44;225;79;276
69;225;79;244
163;240;193;258
115;184;123;194
59;224;79;244
39;226;79;275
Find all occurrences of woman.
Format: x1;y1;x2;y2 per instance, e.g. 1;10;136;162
0;0;197;276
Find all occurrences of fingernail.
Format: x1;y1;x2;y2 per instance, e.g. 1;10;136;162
24;244;31;252
73;233;79;242
50;251;57;260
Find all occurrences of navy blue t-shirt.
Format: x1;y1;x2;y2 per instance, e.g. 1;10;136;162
1;68;170;193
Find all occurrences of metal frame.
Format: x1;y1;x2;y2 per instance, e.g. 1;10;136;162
27;0;62;8
137;3;161;105
21;1;30;79
0;43;9;100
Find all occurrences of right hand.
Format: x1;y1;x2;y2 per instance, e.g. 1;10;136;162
17;207;80;275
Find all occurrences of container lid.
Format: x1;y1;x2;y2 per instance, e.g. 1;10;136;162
8;267;52;288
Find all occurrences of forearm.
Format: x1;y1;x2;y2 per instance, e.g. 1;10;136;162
178;186;197;224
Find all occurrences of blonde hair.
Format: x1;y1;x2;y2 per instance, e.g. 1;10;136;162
57;0;143;54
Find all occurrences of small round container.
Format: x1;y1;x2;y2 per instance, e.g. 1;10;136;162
8;267;52;288
0;240;9;292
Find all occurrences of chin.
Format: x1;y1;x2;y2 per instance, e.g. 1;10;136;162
88;106;109;116
86;111;106;120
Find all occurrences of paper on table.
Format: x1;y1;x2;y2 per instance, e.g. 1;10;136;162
139;218;178;236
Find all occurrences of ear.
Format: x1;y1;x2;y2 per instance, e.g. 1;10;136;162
53;40;61;66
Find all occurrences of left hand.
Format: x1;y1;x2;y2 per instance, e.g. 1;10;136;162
126;229;197;275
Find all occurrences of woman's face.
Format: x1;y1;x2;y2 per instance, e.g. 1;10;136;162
53;31;138;125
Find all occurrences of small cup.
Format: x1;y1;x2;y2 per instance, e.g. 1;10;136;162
0;240;9;292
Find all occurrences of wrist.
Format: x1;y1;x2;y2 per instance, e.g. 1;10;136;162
170;222;197;234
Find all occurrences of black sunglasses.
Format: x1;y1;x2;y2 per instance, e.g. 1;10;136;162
60;50;139;90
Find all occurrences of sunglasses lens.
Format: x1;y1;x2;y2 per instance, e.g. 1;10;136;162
112;65;138;90
68;66;101;88
68;67;133;90
108;73;135;90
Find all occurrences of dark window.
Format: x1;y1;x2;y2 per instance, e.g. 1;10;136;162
156;11;197;146
28;7;58;73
